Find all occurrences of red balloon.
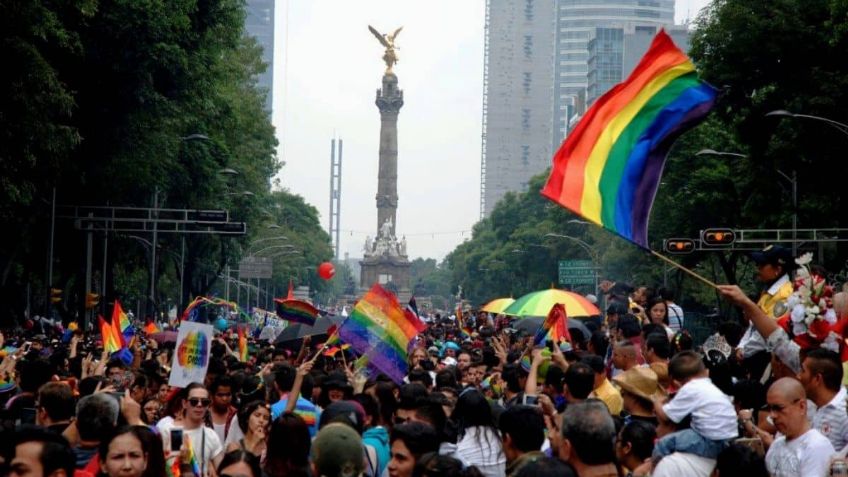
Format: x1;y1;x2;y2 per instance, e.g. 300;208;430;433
318;262;335;280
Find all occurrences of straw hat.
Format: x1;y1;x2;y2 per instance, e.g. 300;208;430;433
613;367;665;401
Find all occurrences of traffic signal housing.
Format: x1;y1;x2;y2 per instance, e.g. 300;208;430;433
664;239;695;254
702;228;736;247
85;292;100;309
50;288;63;304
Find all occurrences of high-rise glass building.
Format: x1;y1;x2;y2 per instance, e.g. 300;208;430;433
244;0;275;115
552;0;674;151
480;0;556;218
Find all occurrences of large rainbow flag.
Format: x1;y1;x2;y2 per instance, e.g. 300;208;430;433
541;30;717;248
339;284;426;384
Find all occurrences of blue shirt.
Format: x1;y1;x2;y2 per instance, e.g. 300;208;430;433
270;394;321;438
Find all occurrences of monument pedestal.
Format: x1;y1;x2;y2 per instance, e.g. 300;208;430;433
359;255;411;300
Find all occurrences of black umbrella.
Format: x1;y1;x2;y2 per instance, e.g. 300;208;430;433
512;316;592;338
273;315;346;345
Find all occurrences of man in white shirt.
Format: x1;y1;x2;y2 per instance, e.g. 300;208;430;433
797;348;848;451
159;383;224;477
765;378;835;477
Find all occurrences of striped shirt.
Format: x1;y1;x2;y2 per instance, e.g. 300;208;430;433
271;393;321;438
810;386;848;451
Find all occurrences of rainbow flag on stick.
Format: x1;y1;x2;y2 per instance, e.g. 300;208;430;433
169;432;202;477
534;303;572;346
98;315;124;353
339;284;426;384
456;306;472;339
112;299;134;341
275;298;319;326
541;30;717;248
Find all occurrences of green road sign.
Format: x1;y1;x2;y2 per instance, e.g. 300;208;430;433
558;260;596;286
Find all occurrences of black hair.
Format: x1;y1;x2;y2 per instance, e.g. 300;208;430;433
714;443;768;477
657;287;676;302
581;355;605;374
37;381;74;422
544;364;565;391
398;383;429;410
352;393;380;427
718;321;745;348
641;323;664;338
17;359;53;393
390;422;440;458
514;456;577;477
498;405;545;452
619;420;656;461
563;362;595;399
265;412;311;477
804;348;844;391
732;380;767;413
374;381;398;426
616;314;641;338
409;369;434;388
237;400;269;437
589;331;609;357
645;333;671;360
501;363;526;394
646;298;669;325
273;364;297;393
14;425;75;477
434;369;459;391
218;449;263;477
669;350;705;381
414;453;484;477
209;374;234;395
413;397;448;440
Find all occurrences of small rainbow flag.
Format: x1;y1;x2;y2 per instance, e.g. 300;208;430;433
339;284;426;384
144;321;160;335
541;30;716;248
98;315;124;353
274;298;319;326
534;303;572;346
113;299;134;341
237;325;248;362
323;344;351;357
456;306;472;339
169;432;202;477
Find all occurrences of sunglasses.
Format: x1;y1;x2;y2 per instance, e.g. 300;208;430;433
188;398;212;407
765;398;801;413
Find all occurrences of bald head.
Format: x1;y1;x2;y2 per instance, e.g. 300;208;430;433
768;377;806;401
612;342;637;371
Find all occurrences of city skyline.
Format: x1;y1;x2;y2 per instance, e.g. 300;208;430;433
272;0;711;262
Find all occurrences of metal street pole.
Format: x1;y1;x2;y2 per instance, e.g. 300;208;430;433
84;213;93;331
150;188;158;319
179;236;185;309
225;265;230;302
48;187;56;287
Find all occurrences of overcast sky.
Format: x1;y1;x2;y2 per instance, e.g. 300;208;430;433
271;0;712;262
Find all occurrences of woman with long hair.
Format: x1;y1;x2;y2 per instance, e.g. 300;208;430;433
263;412;311;477
646;298;674;339
451;389;505;477
225;400;270;456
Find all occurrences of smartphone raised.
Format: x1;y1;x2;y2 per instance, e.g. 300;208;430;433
170;428;184;452
522;394;539;406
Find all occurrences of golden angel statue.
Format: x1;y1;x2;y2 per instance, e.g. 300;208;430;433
368;25;403;73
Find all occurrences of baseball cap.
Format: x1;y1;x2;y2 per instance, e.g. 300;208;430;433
312;423;365;477
751;245;796;269
319;400;366;434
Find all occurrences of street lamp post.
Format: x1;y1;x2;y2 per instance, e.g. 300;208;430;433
766;110;848;138
696;148;799;255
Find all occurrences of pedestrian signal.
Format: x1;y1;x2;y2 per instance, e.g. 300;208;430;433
50;288;63;304
702;228;736;246
664;239;695;254
85;292;100;309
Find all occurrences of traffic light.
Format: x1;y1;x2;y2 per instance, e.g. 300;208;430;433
50;288;63;304
664;239;695;254
701;228;736;246
85;292;100;309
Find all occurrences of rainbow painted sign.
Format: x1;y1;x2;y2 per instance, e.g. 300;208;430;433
168;321;214;388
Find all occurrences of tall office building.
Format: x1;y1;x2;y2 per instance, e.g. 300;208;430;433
244;0;275;114
586;24;690;105
480;0;556;218
552;0;675;151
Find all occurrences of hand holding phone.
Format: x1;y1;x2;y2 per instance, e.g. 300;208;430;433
170;428;184;452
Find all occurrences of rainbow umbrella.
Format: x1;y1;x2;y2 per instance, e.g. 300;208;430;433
481;298;515;314
503;289;600;318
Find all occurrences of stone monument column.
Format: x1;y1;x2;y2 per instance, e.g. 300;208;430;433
375;73;403;236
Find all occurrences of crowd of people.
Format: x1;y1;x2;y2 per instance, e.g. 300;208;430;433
1;245;848;477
